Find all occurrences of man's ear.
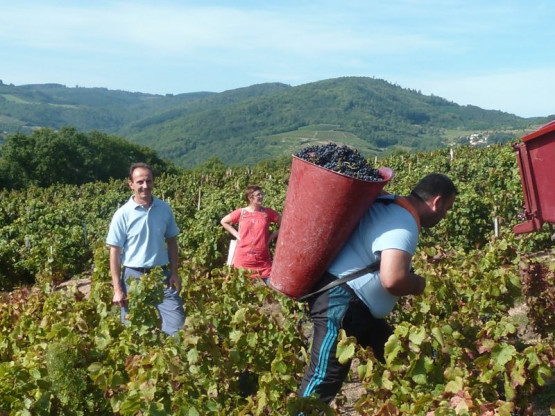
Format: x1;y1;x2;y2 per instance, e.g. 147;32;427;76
430;195;442;212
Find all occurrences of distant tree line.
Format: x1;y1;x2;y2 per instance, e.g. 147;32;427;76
0;127;178;190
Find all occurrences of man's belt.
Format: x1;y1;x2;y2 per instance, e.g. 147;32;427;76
124;265;168;274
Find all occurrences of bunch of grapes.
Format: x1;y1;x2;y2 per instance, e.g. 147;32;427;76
295;143;383;181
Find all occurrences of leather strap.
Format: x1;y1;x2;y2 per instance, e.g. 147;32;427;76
393;196;421;231
298;261;380;301
379;193;421;231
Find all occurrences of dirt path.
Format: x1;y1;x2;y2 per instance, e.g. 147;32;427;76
54;277;92;298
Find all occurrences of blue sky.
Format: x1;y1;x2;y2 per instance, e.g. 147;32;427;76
1;0;553;117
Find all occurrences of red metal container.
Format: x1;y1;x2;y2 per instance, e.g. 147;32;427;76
269;156;393;299
513;120;555;234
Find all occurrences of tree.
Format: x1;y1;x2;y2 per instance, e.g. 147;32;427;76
193;156;228;175
0;127;178;189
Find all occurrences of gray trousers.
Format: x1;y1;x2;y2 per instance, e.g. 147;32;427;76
120;267;185;336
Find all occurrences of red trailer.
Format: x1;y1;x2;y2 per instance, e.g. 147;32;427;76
513;120;555;234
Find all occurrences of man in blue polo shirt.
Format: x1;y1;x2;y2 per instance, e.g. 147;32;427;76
298;173;458;405
107;162;185;336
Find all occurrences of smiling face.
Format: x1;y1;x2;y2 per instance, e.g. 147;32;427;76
249;190;264;207
129;167;154;206
245;185;264;208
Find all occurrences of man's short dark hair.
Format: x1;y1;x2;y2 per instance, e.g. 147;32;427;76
129;163;153;180
411;173;458;201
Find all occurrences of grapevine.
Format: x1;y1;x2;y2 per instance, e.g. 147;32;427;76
0;143;554;415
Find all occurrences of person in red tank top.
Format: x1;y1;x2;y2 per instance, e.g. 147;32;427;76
221;185;281;279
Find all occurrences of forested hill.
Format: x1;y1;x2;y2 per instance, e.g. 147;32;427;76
0;78;550;167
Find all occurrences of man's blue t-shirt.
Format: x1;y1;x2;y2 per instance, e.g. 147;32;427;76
106;196;179;268
328;198;418;318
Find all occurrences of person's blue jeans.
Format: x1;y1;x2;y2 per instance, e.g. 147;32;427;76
120;267;185;336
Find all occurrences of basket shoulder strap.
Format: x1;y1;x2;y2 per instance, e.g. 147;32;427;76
237;208;245;232
298;261;380;301
376;195;420;230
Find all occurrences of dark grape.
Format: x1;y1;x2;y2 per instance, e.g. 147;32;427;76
480;313;493;324
295;142;383;181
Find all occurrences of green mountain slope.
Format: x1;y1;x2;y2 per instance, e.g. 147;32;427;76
0;82;214;133
0;78;550;167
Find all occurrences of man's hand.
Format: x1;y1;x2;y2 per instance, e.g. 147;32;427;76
409;271;426;295
112;286;127;307
169;273;182;293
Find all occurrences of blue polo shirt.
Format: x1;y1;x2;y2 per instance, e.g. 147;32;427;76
328;198;418;318
106;196;179;268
